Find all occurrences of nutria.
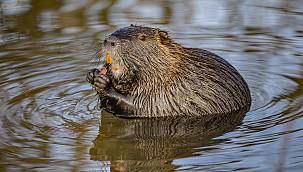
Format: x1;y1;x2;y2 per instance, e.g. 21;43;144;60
86;25;251;118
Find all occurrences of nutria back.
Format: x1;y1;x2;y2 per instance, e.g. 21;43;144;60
89;25;251;117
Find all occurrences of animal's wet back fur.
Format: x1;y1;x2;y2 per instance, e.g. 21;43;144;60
88;25;251;118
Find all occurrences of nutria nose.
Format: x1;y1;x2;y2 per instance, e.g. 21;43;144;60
104;36;118;48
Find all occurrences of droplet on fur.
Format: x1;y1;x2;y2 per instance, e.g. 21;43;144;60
112;64;121;73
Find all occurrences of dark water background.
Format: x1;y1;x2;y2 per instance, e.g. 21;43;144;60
0;0;303;171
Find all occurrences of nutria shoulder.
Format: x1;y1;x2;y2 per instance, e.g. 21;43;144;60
87;25;251;118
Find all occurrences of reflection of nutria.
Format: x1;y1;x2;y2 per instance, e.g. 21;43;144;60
87;25;251;117
90;109;246;171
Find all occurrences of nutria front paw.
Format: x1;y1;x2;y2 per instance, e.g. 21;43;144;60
87;68;110;94
86;68;98;85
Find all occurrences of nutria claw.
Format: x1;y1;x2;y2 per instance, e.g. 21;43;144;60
87;68;111;94
86;68;99;85
94;75;110;93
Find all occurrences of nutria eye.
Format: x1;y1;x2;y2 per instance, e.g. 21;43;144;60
103;40;107;46
111;42;115;46
138;34;147;41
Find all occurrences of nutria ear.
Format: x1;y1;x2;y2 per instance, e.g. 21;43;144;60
157;30;170;44
158;30;168;39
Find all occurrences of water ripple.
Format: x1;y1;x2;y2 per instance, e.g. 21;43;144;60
0;0;303;171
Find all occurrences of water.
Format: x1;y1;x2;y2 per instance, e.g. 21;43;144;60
0;0;302;171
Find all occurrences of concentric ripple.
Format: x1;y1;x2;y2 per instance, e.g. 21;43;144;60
0;0;303;171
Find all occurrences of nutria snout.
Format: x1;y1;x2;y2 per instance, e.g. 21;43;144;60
87;25;251;118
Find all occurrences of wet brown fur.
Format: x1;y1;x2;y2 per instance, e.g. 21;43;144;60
97;25;251;117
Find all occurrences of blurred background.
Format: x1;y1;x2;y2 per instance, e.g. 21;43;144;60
0;0;302;171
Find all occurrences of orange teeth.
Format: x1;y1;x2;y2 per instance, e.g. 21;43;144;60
105;52;112;64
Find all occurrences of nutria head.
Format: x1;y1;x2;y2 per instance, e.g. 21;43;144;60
102;25;178;81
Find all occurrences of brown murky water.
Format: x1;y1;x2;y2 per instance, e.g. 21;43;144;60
1;0;303;171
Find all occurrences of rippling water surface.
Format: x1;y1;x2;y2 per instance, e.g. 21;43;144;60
0;0;303;171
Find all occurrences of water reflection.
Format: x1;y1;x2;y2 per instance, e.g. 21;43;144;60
0;0;303;171
90;109;247;171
